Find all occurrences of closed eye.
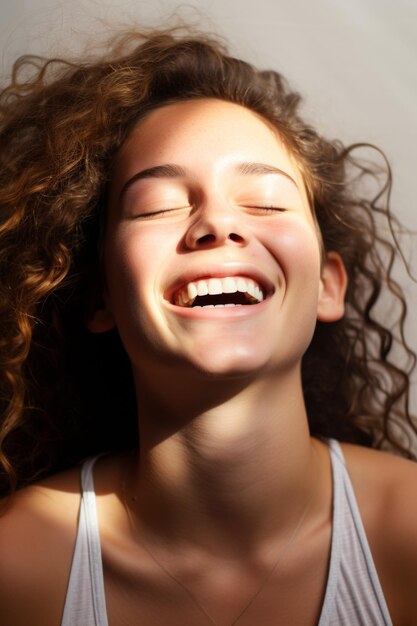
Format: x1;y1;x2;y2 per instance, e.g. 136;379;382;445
130;206;192;220
245;205;287;214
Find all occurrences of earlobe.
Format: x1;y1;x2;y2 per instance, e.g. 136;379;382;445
86;291;116;333
317;251;348;322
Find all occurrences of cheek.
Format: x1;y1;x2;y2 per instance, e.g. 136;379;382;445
101;237;164;361
261;219;322;285
105;226;168;292
102;230;155;328
262;224;323;362
103;225;180;347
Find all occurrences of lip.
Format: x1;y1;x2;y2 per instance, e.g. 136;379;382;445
163;262;277;306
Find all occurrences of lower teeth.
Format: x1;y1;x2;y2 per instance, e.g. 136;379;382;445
192;303;242;308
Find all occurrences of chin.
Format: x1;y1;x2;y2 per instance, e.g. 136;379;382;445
187;346;273;379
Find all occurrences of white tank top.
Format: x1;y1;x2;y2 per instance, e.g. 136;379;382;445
61;440;393;625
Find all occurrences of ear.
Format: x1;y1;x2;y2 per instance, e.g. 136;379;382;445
86;290;116;333
317;251;347;322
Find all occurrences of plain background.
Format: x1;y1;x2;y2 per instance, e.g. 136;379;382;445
1;0;417;406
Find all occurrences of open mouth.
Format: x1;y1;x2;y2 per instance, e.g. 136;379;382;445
173;276;267;308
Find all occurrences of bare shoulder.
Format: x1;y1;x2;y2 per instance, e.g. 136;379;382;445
340;442;417;625
0;466;82;626
340;441;417;533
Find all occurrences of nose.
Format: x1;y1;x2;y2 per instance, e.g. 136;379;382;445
184;202;250;250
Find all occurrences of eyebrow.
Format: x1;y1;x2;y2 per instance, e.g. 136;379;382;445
236;162;298;186
119;164;187;200
119;161;298;200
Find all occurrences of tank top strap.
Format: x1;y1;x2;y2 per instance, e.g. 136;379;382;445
318;439;393;626
61;456;108;626
317;439;345;624
80;457;109;625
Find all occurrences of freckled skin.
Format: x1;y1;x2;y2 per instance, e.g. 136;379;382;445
102;99;330;379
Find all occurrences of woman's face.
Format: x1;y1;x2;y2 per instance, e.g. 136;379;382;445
100;98;340;379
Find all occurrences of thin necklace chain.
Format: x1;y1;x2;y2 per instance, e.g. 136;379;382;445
121;447;319;626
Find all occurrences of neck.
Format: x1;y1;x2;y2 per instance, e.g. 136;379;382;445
125;366;320;557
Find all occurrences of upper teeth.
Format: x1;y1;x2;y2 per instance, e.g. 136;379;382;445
174;276;265;307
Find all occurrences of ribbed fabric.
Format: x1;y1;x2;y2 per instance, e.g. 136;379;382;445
60;456;108;626
60;441;393;625
319;440;393;625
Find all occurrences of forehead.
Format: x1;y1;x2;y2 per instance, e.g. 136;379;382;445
110;98;306;191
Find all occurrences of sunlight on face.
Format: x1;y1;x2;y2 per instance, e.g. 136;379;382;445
102;99;324;380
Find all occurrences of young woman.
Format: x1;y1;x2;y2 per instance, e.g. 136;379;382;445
0;27;417;626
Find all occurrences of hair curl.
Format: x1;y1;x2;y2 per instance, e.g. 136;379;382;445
0;27;415;495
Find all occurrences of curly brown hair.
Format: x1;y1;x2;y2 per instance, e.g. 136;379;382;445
0;27;415;496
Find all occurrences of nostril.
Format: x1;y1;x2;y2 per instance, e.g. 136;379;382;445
196;233;216;245
196;232;244;245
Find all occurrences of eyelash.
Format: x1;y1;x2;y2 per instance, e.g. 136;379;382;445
131;204;286;220
132;206;189;219
248;205;286;214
